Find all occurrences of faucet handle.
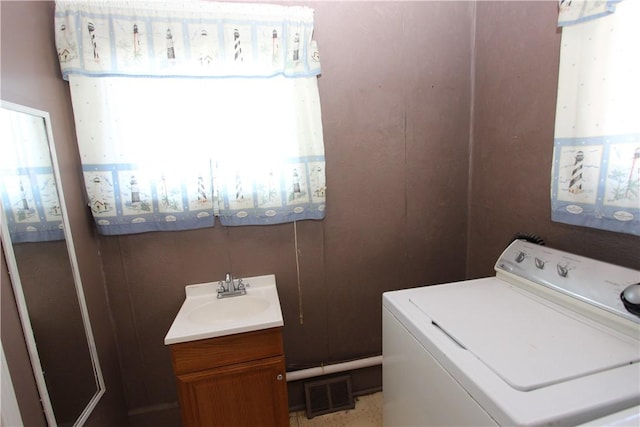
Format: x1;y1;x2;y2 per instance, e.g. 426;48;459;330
217;280;226;295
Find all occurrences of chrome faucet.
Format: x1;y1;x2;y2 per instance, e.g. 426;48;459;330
224;272;233;291
217;272;247;298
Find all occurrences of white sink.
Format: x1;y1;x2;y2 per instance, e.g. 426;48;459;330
187;296;271;324
164;274;284;345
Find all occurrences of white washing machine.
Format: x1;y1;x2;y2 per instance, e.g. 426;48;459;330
383;239;640;426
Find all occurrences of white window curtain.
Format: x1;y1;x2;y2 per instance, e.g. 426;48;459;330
551;0;640;236
0;108;64;242
54;0;326;235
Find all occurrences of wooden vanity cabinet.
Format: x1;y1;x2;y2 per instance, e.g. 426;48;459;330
169;327;289;427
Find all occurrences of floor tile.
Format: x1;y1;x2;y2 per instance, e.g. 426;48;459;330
290;392;382;427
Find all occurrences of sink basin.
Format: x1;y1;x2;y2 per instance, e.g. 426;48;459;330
187;296;271;324
164;274;283;345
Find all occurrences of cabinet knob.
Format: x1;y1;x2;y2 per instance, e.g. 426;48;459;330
276;374;284;381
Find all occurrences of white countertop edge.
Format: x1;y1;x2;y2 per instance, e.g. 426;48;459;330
164;318;284;345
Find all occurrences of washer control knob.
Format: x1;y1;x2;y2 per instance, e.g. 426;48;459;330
621;283;640;316
557;264;569;278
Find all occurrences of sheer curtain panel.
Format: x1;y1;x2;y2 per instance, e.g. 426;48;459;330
551;0;640;236
0;108;64;242
54;0;325;235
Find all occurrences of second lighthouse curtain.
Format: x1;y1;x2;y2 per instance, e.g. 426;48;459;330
551;0;640;236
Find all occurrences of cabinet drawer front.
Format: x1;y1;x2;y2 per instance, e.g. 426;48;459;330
170;327;283;374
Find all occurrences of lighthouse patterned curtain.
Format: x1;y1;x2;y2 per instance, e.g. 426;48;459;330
551;0;640;236
54;0;325;235
0;107;64;243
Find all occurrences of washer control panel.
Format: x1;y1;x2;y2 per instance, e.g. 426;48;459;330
495;239;640;323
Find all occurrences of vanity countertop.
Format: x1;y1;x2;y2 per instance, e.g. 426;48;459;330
164;274;283;345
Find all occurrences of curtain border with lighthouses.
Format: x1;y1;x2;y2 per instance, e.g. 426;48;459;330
54;0;326;235
551;0;640;236
0;109;65;243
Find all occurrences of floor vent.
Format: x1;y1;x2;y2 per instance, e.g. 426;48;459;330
304;375;355;419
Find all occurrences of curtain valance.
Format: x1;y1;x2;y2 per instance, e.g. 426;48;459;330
558;0;622;26
55;0;321;80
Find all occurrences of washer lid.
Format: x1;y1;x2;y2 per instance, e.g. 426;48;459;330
410;279;640;392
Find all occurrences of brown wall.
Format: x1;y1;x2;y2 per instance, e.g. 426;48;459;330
13;241;97;424
0;2;129;426
100;1;475;413
2;1;638;426
468;1;640;276
1;244;47;427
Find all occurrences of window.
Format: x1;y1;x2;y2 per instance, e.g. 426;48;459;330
55;0;326;234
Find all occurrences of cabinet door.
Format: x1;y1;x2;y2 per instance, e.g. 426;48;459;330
177;356;288;427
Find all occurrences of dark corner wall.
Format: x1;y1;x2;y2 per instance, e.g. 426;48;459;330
0;1;129;426
1;1;638;426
